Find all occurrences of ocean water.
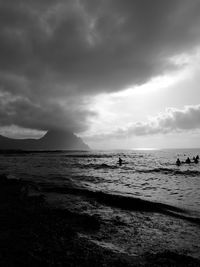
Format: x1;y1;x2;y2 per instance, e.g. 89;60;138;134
1;149;200;215
1;149;200;258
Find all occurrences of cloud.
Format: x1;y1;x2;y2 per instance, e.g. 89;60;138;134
84;105;200;141
1;0;200;133
0;90;94;132
132;105;200;135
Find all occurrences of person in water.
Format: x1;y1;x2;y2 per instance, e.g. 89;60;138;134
176;158;181;166
196;155;199;160
185;157;191;164
194;156;199;164
118;157;122;166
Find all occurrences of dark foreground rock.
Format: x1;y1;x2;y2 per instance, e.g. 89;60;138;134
0;174;200;267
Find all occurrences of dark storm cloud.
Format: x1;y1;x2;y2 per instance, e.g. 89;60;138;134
1;0;200;132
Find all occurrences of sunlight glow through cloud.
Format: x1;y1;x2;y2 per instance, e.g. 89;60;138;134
1;0;200;150
83;66;190;138
79;48;200;149
115;72;186;97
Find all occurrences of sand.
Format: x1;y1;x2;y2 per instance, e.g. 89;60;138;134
0;174;200;266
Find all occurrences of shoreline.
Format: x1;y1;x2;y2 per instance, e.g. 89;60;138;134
0;174;200;266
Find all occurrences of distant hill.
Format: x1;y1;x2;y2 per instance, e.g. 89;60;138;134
0;130;89;150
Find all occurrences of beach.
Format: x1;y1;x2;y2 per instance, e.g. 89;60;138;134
2;0;200;265
1;149;200;266
1;175;200;266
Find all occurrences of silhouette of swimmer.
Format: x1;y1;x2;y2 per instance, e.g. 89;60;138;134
196;155;199;160
185;157;191;164
176;158;181;166
194;157;199;164
118;157;122;166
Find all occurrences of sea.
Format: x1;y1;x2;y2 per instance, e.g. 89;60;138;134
1;148;200;258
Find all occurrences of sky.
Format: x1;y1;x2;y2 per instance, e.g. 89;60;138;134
1;0;200;149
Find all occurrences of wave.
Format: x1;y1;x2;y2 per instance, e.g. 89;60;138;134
43;185;200;225
75;163;119;170
136;167;200;176
73;163;200;176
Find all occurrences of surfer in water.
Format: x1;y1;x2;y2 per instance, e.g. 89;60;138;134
118;157;122;166
176;158;181;166
194;156;199;164
185;157;191;164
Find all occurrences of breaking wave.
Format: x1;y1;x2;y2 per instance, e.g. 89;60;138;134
136;168;200;176
73;163;200;176
42;184;200;224
74;163;119;169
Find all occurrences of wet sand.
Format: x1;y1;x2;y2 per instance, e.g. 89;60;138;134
0;174;200;266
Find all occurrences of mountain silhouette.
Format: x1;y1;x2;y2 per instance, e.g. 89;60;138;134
0;130;89;150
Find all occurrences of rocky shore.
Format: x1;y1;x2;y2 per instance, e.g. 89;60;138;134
0;174;200;266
